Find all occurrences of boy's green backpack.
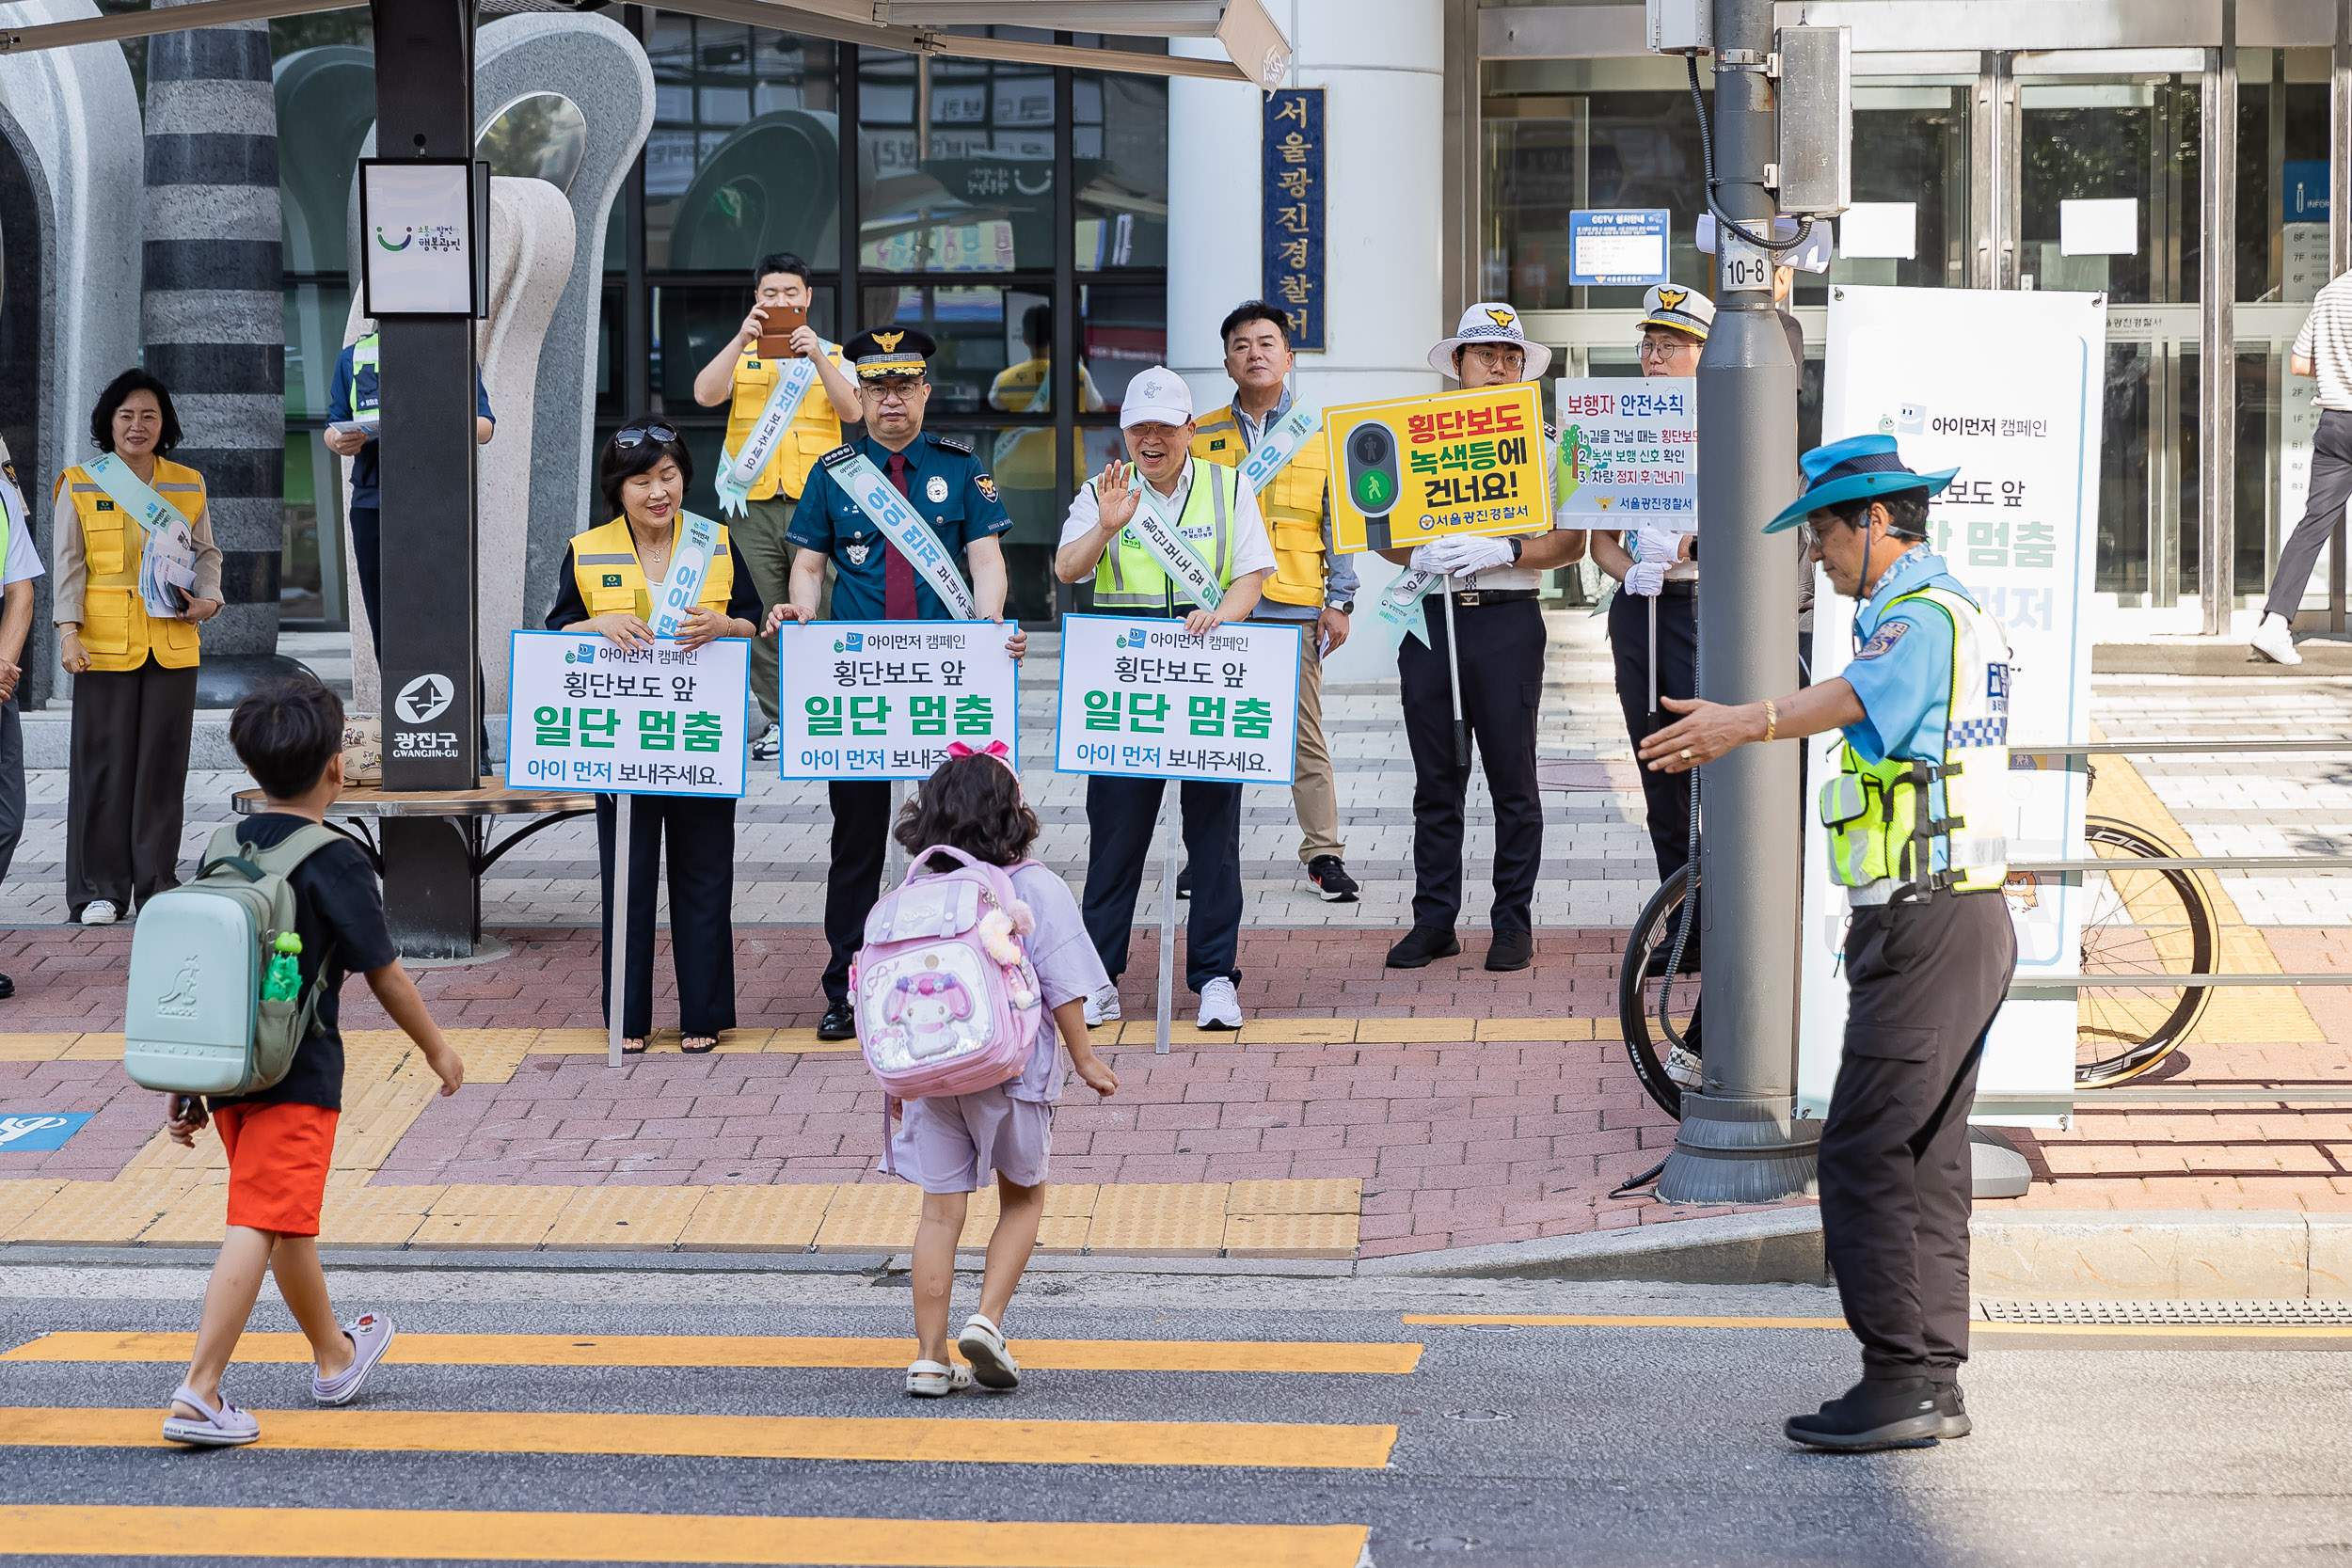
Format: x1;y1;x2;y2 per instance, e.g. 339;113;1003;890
123;823;345;1097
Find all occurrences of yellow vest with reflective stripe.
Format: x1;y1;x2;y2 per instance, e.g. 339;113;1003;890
58;459;206;673
570;517;735;624
1090;458;1244;611
724;341;845;501
1192;403;1327;610
1819;584;2011;896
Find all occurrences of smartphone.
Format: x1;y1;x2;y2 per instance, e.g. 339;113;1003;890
169;1094;209;1130
756;302;809;359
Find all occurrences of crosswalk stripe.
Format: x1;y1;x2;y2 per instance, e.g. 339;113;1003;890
3;1331;1423;1374
3;1408;1398;1469
1404;1313;2352;1339
0;1505;1372;1567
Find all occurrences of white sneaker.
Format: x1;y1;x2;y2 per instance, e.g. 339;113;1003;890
2250;612;2303;666
1195;976;1243;1031
1664;1043;1703;1089
751;722;782;760
80;900;119;927
1083;984;1121;1028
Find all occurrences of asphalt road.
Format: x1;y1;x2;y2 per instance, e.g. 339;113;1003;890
0;1260;2344;1567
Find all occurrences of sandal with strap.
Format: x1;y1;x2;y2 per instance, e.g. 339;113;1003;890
905;1359;972;1399
957;1313;1021;1391
620;1037;649;1055
162;1383;260;1447
681;1036;720;1054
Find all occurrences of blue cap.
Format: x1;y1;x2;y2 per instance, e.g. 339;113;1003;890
1763;434;1958;533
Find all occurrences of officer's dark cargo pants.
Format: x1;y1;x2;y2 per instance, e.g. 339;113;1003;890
1397;595;1546;934
1820;886;2015;1380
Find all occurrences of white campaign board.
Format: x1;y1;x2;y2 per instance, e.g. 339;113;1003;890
505;630;750;798
1053;614;1302;785
1802;285;2105;1124
774;621;1021;781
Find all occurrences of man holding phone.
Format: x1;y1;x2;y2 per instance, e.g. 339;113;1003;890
692;252;864;760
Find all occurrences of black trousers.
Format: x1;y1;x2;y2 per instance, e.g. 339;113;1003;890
1820;888;2016;1380
2265;409;2352;622
822;779;894;1004
1082;773;1243;994
1609;586;1699;882
595;793;739;1037
1397;595;1546;934
68;659;198;919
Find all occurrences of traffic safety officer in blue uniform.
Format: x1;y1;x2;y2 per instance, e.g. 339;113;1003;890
1638;435;2017;1450
770;326;1024;1040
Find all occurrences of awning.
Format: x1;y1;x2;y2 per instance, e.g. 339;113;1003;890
0;0;1294;88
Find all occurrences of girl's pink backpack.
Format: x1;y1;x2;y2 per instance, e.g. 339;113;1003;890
850;847;1044;1129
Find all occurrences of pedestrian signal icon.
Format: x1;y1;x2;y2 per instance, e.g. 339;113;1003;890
1345;423;1401;517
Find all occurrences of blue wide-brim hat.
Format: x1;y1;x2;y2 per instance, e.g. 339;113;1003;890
1763;434;1958;533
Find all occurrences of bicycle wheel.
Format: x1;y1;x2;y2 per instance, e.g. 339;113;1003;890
1618;866;1698;1119
2072;816;2216;1087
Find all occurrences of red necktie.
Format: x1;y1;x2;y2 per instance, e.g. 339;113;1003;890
884;451;918;620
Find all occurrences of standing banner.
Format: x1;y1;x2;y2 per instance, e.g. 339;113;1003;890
1802;285;2105;1125
1053;614;1302;786
505;629;751;798
1324;383;1551;555
773;620;1020;780
1552;377;1696;527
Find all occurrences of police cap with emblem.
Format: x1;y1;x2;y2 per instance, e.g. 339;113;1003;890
843;325;937;381
1638;284;1716;342
1426;302;1551;382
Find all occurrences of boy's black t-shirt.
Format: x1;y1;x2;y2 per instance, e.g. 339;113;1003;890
205;813;400;1114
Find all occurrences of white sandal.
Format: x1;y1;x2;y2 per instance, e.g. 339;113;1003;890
906;1358;972;1399
957;1313;1021;1391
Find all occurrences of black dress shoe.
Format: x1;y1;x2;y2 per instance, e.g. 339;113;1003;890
1385;927;1460;969
816;997;857;1040
1932;1380;1970;1438
0;972;13;1000
1176;863;1192;899
1485;929;1534;972
1784;1377;1944;1450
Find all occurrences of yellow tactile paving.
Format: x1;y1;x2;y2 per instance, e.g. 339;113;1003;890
61;1033;124;1061
545;1186;703;1251
811;1182;924;1252
0;1505;1374;1568
1086;1182;1230;1257
315;1181;441;1249
1238;1019;1360;1044
1222;1212;1359;1259
674;1183;831;1252
1475;1018;1601;1041
0;1182;67;1235
0;1035;82;1061
1350;1019;1480;1043
129;1184;230;1247
1226;1179;1359;1214
407;1209;566;1250
11;1179;203;1246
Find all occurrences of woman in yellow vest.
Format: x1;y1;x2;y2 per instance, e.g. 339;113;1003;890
52;370;222;925
545;420;765;1053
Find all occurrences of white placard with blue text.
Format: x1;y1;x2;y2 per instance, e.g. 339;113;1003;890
1054;615;1301;786
1568;209;1670;287
774;621;1020;781
1803;285;2105;1125
505;630;749;798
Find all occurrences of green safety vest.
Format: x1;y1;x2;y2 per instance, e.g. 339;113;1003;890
1090;457;1246;611
353;332;379;414
1819;583;2012;898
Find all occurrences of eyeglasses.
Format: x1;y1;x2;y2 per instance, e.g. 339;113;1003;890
613;423;679;450
862;380;924;403
1638;336;1693;361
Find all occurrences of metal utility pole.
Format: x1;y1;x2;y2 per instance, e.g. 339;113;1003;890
1656;0;1821;1203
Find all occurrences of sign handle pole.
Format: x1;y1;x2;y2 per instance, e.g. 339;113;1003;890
1647;595;1660;716
607;791;630;1069
883;779;908;889
1155;784;1176;1056
1442;589;1470;767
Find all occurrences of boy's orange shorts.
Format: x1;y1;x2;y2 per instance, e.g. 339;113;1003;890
214;1101;339;1237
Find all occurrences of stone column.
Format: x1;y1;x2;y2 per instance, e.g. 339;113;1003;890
142;1;285;686
1168;0;1445;684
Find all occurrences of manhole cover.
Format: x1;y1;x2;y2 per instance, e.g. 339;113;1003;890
1409;1537;1485;1553
1979;1298;2352;1325
1443;1409;1515;1421
1456;1323;1517;1334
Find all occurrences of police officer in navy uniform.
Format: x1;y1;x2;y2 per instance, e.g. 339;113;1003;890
1380;305;1585;974
768;327;1024;1040
1639;436;2017;1450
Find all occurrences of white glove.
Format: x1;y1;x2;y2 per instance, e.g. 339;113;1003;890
1624;561;1668;597
1407;544;1444;575
1633;528;1685;566
1424;535;1516;578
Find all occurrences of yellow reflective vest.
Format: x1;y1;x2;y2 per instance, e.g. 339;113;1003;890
570;516;736;624
1192;403;1327;610
1089;459;1245;611
725;341;846;502
58;459;206;673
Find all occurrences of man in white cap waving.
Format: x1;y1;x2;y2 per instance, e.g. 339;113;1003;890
1054;366;1274;1030
1377;305;1586;974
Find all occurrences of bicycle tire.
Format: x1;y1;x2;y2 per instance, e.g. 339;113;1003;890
2073;816;2216;1087
1618;866;1695;1120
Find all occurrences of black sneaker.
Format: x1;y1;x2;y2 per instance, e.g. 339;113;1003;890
1175;864;1191;899
1305;856;1359;903
1386;927;1461;969
0;972;12;1000
1485;929;1533;972
1932;1380;1970;1439
751;722;782;761
1783;1377;1944;1450
816;997;856;1041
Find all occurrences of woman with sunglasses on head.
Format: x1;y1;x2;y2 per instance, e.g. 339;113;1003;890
546;420;765;1053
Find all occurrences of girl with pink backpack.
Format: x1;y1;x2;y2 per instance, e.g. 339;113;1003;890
853;743;1118;1397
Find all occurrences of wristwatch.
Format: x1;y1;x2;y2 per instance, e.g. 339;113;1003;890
1508;536;1526;563
1330;600;1355;615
